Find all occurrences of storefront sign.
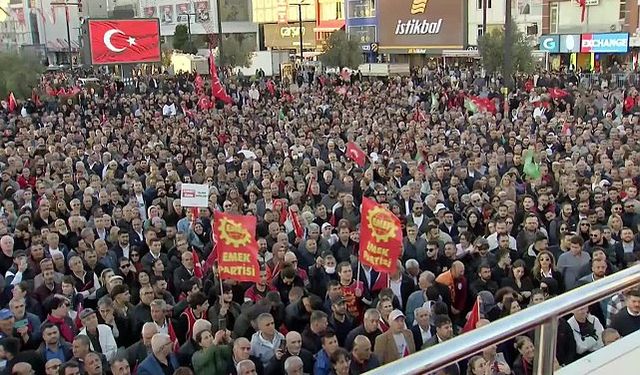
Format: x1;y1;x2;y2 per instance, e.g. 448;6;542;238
264;22;316;49
539;35;559;53
378;0;464;52
559;34;581;53
580;33;629;53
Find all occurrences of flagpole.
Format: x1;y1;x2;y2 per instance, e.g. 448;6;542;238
356;261;360;285
38;0;49;64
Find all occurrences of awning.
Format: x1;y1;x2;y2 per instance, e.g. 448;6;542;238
314;27;341;32
442;49;480;58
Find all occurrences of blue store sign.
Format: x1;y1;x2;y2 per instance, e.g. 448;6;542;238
580;33;629;53
539;35;559;53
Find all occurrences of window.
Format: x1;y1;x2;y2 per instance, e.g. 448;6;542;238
549;2;558;34
477;24;484;38
619;0;627;22
348;0;375;18
477;0;491;9
220;0;250;22
348;25;376;44
320;1;343;21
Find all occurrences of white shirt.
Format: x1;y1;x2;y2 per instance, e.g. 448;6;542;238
392;333;408;357
390;278;403;308
420;325;432;343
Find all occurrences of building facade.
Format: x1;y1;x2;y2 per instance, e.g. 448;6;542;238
467;0;542;47
344;0;376;60
538;0;638;70
253;0;316;52
252;0;345;54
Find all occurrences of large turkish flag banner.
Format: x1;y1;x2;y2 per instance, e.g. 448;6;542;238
88;19;161;65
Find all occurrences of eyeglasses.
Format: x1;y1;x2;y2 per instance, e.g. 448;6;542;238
580;223;590;226
131;253;139;257
506;221;513;224
426;248;438;252
120;264;130;268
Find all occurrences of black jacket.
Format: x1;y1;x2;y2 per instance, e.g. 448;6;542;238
264;348;314;375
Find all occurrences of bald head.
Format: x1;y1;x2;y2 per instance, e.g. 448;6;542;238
286;331;301;342
11;362;33;375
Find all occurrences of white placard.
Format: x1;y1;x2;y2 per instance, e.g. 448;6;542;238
180;183;210;208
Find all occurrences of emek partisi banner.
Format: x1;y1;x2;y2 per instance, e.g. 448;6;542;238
214;211;260;282
359;197;402;273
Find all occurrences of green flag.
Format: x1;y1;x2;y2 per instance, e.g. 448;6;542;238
523;150;541;180
278;109;285;120
464;97;478;114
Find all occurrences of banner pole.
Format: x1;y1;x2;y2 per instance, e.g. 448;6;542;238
219;267;224;297
356;261;360;286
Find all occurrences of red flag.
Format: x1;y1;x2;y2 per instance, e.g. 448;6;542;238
371;272;389;292
266;80;275;96
194;73;204;93
7;92;17;112
31;89;42;107
359;197;402;274
192;250;203;279
214;211;260;282
198;96;212;110
209;51;233;104
549;88;569;99
305;174;316;196
412;107;427;122
346;141;367;167
87;19;161;65
524;80;534;92
285;207;304;239
463;298;481;333
577;0;586;22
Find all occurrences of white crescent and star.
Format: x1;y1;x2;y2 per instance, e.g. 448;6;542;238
103;28;136;53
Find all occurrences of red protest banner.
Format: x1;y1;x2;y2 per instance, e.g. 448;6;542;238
359;197;402;274
214;211;260;282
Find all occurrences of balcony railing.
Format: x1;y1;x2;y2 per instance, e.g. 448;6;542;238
365;264;640;375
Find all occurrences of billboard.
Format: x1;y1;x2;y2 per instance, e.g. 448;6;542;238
559;34;580;53
378;0;465;52
538;35;559;53
264;22;316;49
580;33;629;53
88;19;161;65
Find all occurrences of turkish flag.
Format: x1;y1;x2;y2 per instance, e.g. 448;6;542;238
462;297;481;333
359;197;402;274
7;92;17;112
346;141;367;167
214;211;260;282
88;19;161;65
198;96;212;110
577;0;586;22
209;51;233;104
549;88;569;99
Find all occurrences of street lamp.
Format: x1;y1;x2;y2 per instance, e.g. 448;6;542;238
51;1;81;68
289;1;310;62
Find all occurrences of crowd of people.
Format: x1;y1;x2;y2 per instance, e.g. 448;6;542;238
0;61;639;375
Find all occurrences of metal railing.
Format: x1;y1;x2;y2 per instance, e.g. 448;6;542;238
365;264;640;375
